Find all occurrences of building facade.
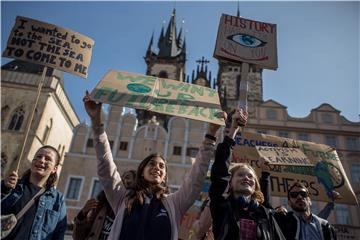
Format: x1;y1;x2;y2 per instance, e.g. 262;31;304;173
1;60;80;180
56;9;360;239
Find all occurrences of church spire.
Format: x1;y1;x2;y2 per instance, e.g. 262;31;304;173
158;8;181;58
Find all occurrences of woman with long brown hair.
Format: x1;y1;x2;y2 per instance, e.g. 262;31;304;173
83;92;222;240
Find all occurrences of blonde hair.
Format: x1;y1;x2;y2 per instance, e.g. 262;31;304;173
229;163;264;204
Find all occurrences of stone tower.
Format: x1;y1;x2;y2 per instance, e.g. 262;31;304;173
138;8;186;128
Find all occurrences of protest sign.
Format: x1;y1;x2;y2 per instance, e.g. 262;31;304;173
90;70;225;125
232;132;357;205
256;146;312;166
214;14;278;70
2;16;94;78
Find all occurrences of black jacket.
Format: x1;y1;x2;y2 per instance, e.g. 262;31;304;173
209;136;284;240
258;157;337;240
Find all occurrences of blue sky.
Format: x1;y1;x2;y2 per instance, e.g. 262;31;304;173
1;1;359;123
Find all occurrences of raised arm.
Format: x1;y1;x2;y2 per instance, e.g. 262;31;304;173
83;92;126;211
169;113;226;215
209;109;248;205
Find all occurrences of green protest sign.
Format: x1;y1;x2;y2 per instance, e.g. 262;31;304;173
90;70;225;125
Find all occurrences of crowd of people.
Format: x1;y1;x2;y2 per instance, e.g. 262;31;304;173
1;93;338;240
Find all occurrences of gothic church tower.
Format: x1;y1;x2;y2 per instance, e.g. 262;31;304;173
137;9;186;128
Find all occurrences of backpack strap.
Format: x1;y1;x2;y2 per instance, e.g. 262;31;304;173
15;188;45;219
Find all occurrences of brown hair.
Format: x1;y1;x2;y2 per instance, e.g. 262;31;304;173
125;153;169;213
23;145;61;189
287;182;309;200
229;163;264;204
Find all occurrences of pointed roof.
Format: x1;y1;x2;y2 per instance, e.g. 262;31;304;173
157;8;182;58
146;32;155;55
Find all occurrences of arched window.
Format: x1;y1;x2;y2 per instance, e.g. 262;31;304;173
8;107;25;131
158;71;168;78
42;119;53;144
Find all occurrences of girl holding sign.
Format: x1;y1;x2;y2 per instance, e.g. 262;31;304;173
209;108;285;240
83;92;222;240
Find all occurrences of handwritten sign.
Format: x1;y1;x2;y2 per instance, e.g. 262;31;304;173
2;16;94;78
256;146;312;166
214;14;278;70
90;70;225;125
232;132;357;205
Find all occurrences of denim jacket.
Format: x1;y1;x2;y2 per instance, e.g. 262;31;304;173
1;178;67;240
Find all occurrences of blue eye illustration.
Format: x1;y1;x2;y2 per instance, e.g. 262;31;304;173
227;34;266;48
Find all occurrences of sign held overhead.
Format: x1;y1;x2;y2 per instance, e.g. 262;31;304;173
2;16;95;78
90;70;225;125
214;14;278;70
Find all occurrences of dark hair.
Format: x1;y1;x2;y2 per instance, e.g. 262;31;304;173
122;169;136;179
125;153;169;213
24;145;62;189
287;182;309;199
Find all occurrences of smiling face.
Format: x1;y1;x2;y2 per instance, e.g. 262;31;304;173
230;166;256;196
142;156;166;185
31;148;58;179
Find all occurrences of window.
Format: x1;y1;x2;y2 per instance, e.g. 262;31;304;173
90;179;102;198
335;204;349;224
8;107;25;131
266;109;277;120
87;139;93;148
186;147;199;158
325;135;337;148
257;130;267;134
279;131;289;138
119;141;128;151
173;146;182;156
346;137;359;151
228;67;233;71
351;164;360;182
158;71;168;78
298;133;310;141
321;113;334;124
66;177;83;200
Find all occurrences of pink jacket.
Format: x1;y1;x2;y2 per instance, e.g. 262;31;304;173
93;126;215;240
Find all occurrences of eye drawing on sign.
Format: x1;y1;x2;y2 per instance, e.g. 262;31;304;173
227;34;266;48
314;160;344;200
126;83;151;94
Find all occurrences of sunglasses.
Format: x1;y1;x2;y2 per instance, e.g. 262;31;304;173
289;191;309;198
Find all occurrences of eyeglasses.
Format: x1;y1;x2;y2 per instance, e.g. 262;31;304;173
289;191;309;198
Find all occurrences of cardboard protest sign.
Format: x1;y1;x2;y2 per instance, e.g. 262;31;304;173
256;146;312;166
232;132;357;205
90;70;225;125
2;16;94;78
214;14;278;70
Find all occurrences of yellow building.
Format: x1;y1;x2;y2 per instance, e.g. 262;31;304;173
1;60;80;180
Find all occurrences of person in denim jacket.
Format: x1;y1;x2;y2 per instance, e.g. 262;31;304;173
1;145;67;240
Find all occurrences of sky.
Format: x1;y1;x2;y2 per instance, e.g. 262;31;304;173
1;1;359;123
